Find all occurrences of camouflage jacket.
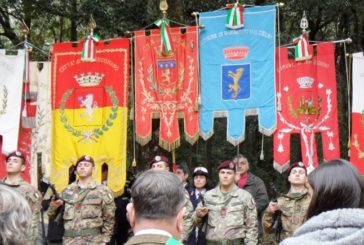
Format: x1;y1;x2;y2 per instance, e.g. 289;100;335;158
48;180;116;243
182;190;194;241
262;189;311;241
193;185;258;245
0;177;42;245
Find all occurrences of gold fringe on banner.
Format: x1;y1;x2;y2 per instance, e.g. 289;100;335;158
159;138;181;152
135;134;152;146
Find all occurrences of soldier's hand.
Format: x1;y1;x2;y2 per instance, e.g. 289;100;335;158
196;207;209;218
50;198;64;208
267;201;280;214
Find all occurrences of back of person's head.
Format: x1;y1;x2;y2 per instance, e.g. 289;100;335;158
307;159;364;219
0;185;32;245
131;170;185;223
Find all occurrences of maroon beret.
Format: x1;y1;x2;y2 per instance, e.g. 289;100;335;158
76;155;95;167
217;160;236;171
149;155;169;167
6;150;25;163
288;162;307;174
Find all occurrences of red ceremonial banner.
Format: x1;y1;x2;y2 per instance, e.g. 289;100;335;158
134;26;199;151
274;42;340;173
350;52;364;174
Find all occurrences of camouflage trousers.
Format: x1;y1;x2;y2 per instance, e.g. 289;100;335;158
63;234;107;245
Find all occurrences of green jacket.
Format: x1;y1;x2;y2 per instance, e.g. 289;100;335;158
193;185;258;245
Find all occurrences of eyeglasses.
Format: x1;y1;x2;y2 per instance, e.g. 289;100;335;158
194;167;208;174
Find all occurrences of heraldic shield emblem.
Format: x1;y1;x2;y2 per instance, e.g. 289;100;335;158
222;64;251;100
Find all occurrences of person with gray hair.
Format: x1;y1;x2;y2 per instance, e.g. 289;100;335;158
0;184;32;245
126;170;186;245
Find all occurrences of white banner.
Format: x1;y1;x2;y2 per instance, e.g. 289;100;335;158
0;50;25;153
352;52;364;113
30;62;52;179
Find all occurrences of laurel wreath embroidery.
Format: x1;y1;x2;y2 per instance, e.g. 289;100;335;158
0;85;8;116
59;86;119;143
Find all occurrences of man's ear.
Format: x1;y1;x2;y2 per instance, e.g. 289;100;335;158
176;206;186;238
126;202;136;228
20;164;26;172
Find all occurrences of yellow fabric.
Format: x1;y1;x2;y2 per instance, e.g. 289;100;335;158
51;106;127;196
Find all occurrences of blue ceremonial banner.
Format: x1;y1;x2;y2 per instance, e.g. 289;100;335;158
199;5;277;145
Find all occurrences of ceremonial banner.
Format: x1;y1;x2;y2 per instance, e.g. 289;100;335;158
18;62;40;185
52;39;129;195
30;62;52;182
134;26;199;151
0;50;25;153
274;43;340;173
351;52;364;174
199;5;276;145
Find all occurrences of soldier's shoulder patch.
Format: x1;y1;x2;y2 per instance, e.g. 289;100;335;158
247;197;256;210
104;192;114;204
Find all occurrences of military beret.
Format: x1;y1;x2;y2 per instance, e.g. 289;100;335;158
217;160;236;171
149;155;169;167
76;155;95;167
192;166;209;177
6;150;25;164
288;161;307;174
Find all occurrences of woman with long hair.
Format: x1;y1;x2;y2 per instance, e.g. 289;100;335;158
281;159;364;245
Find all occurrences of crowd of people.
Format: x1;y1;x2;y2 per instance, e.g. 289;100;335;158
1;150;364;245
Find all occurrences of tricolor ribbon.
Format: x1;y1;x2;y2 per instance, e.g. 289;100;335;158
293;32;312;61
154;18;172;55
81;33;101;62
226;2;244;29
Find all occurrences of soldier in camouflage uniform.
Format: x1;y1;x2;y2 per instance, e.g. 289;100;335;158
0;150;42;245
262;162;311;244
193;160;258;245
148;155;194;242
48;155;115;245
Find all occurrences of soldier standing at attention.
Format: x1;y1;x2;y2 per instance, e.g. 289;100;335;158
262;162;311;242
194;160;258;245
0;150;42;245
48;155;115;245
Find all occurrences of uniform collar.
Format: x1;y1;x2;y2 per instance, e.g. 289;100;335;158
284;188;309;199
1;176;24;187
212;184;239;197
73;179;98;189
135;229;172;237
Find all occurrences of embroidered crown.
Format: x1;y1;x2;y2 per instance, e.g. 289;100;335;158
297;76;314;88
74;72;104;87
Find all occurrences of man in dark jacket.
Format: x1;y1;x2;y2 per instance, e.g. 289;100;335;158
233;154;269;241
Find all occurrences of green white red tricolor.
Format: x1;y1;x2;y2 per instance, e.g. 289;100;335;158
226;2;244;29
154;19;172;55
293;32;312;61
81;34;101;61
